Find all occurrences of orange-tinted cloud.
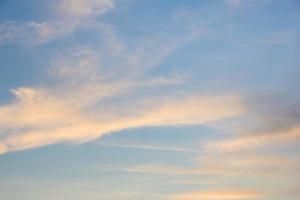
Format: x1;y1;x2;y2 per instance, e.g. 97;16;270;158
0;86;243;154
170;190;261;200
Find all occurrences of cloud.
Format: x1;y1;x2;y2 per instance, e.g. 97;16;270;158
123;152;300;177
169;178;217;185
0;85;242;154
124;164;199;175
205;125;300;152
245;94;300;132
0;11;211;154
205;93;300;152
0;0;115;45
58;0;114;19
96;142;200;153
0;46;241;154
200;153;300;177
226;0;269;10
122;151;299;200
169;189;261;200
256;30;297;45
226;0;242;9
0;21;66;45
3;0;294;157
0;21;71;45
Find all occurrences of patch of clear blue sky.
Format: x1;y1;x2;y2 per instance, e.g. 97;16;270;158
0;125;216;200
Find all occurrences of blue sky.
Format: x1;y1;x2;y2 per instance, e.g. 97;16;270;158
0;0;300;199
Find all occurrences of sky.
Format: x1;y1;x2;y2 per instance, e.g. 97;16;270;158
0;0;300;199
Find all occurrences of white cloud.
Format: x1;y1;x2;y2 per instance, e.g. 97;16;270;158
96;142;200;153
59;0;114;19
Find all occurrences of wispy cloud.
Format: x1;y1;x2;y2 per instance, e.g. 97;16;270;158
169;189;261;200
205;125;300;152
124;164;205;175
0;86;242;154
58;0;114;19
0;45;242;154
226;0;269;10
226;0;242;9
0;0;115;45
122;152;300;177
96;142;201;153
0;6;226;154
